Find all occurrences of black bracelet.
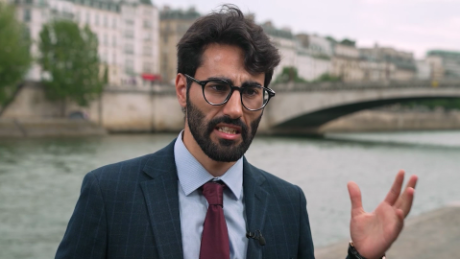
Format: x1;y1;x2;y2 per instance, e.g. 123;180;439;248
348;242;386;259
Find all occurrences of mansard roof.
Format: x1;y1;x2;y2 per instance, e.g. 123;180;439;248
160;7;200;20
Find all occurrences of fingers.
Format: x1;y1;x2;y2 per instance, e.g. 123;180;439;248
395;175;418;217
384;170;405;205
347;181;364;217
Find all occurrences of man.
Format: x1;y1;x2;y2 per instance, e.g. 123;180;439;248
56;6;417;259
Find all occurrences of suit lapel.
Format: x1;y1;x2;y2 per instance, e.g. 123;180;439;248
243;158;270;259
140;140;184;259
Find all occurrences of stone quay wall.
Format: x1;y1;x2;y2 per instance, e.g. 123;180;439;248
0;82;184;133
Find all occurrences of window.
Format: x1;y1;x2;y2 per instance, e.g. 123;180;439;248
124;44;134;54
112;18;116;28
95;14;99;26
143;46;152;56
23;9;31;22
143;9;151;16
103;34;108;46
86;12;90;24
112;36;117;47
103;15;107;27
162;53;168;71
125;19;134;26
101;51;107;62
143;62;152;73
125;59;134;73
112;53;117;64
124;30;134;39
143;20;151;28
143;33;151;42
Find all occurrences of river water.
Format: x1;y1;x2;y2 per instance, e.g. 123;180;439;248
1;131;459;258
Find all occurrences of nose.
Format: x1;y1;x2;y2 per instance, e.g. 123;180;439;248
222;90;243;119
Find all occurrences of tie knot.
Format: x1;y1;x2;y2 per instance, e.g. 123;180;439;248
202;181;224;206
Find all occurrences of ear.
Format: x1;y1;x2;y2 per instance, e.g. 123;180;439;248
175;73;187;109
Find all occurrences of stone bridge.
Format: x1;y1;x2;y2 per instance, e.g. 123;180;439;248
262;80;460;133
2;80;460;134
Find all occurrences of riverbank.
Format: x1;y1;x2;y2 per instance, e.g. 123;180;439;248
315;204;460;259
0;118;106;137
1;108;460;137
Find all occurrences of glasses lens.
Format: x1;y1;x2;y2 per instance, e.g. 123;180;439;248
203;81;231;105
242;85;269;110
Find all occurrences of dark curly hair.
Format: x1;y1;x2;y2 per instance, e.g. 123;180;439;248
177;5;280;87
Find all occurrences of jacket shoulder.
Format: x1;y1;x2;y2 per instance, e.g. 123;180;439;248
261;169;299;189
88;139;176;182
245;160;304;196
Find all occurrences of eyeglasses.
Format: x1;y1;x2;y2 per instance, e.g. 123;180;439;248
184;74;276;111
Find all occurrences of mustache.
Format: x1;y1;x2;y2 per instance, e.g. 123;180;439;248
206;116;249;137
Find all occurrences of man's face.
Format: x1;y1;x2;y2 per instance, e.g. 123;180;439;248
185;44;265;162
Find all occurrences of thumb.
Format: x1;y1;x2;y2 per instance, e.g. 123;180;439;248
348;181;364;217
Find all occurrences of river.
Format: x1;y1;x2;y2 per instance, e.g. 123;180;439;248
1;131;459;258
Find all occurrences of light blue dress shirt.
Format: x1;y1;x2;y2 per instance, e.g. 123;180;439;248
174;132;248;259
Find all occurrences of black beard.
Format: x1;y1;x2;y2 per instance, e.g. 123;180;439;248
186;99;261;162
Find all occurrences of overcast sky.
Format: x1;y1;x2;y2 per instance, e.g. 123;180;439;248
152;0;460;59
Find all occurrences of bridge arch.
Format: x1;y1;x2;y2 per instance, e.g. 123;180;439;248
274;96;460;128
264;81;460;129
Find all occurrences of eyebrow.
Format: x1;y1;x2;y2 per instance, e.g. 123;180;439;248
206;76;262;87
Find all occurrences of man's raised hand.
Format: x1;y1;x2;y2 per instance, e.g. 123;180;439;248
347;170;418;259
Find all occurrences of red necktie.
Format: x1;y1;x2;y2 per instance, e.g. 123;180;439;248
199;182;230;259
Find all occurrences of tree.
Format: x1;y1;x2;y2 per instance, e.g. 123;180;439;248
273;66;307;84
340;38;356;47
0;2;32;107
402;99;460;111
313;73;342;83
39;20;104;115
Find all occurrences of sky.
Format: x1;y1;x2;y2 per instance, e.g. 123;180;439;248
152;0;460;59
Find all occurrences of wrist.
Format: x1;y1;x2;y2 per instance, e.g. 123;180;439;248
348;241;386;259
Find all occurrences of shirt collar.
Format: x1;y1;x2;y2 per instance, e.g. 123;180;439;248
174;131;243;200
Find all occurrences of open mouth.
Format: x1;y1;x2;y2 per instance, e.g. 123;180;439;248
213;123;243;140
216;126;241;135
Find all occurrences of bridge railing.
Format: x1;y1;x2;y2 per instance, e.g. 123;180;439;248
97;79;460;94
270;79;460;92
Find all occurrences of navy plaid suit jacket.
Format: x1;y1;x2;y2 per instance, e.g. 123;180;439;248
55;139;315;259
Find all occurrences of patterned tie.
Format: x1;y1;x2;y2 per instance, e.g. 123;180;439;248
199;181;230;259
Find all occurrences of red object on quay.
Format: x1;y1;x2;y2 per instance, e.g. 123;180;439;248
142;73;162;81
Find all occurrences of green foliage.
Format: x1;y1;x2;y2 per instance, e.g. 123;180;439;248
340;38;356;47
274;67;307;84
325;36;337;43
402;99;460;111
0;3;32;106
39;20;103;107
313;73;342;83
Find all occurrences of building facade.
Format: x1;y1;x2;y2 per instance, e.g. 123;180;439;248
295;34;332;81
159;6;200;84
13;0;159;87
360;45;416;82
330;40;364;82
261;21;297;80
427;50;460;80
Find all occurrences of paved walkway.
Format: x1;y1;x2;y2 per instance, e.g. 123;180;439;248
315;204;460;259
